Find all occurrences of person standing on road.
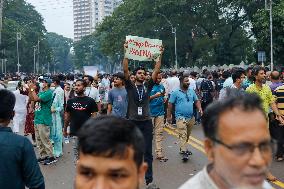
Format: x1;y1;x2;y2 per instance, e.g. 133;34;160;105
83;75;101;112
149;72;168;162
167;75;203;162
12;81;28;133
0;89;45;189
29;78;56;165
107;72;128;118
64;79;98;163
123;43;163;189
179;92;273;189
246;66;284;181
50;77;64;158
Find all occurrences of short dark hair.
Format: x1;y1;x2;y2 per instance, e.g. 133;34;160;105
179;74;189;83
232;69;245;83
52;77;61;85
78;116;145;167
113;72;125;81
201;91;265;140
83;75;94;83
76;79;88;87
133;66;147;75
252;66;266;77
0;89;16;121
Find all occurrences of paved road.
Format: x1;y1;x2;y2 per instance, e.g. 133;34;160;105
37;124;284;189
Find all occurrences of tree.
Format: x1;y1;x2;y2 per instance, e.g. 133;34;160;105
1;0;51;73
94;0;255;68
45;32;73;73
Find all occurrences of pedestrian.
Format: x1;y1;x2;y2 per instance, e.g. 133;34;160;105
75;116;147;189
167;74;203;162
63;79;98;163
83;75;101;112
272;83;284;161
166;70;180;125
179;92;273;189
29;78;57;165
199;72;214;110
107;72;128;118
219;69;246;100
50;77;64;158
149;72;168;162
12;81;28;133
123;42;163;189
246;66;284;181
0;89;45;189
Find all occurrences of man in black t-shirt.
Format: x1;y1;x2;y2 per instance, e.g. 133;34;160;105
64;79;98;163
123;43;163;189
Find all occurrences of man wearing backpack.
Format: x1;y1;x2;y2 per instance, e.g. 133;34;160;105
199;73;214;110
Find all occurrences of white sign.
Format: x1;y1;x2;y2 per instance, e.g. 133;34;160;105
125;35;162;62
83;66;98;77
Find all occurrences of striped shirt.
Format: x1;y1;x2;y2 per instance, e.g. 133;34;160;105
275;85;284;115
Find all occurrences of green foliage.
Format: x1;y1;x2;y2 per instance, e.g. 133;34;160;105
93;0;255;68
46;32;73;73
1;0;51;73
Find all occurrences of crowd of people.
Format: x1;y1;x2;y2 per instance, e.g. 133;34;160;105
0;45;284;188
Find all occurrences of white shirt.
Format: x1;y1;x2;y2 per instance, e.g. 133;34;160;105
13;89;28;113
189;78;197;91
167;76;180;94
85;86;100;103
223;77;233;88
179;166;273;189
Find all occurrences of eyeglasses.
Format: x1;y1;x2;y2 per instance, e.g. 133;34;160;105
210;138;272;157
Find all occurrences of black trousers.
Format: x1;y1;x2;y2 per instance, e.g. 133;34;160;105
269;113;284;157
131;120;153;184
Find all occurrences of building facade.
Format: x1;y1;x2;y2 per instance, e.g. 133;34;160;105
73;0;123;41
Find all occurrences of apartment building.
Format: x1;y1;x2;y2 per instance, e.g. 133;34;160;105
73;0;123;41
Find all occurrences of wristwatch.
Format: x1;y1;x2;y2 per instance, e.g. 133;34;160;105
30;88;34;92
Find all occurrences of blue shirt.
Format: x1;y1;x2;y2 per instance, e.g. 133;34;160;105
150;84;165;117
169;88;198;119
0;127;45;189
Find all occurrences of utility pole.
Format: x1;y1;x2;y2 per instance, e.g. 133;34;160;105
265;0;273;71
37;39;40;74
0;0;3;73
33;46;37;74
16;32;21;73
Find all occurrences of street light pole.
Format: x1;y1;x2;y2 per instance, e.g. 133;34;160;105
265;0;273;71
16;32;21;73
156;13;178;69
33;46;37;74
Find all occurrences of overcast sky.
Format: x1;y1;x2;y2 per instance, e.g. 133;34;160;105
25;0;74;39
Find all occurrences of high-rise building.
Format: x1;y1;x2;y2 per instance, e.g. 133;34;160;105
73;0;123;41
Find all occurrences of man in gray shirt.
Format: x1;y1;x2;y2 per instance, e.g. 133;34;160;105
107;72;128;118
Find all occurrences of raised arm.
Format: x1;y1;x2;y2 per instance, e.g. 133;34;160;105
152;47;164;82
123;42;130;80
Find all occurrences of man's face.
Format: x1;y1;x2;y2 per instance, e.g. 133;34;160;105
145;72;151;81
135;70;146;83
237;74;246;84
64;84;71;92
156;74;162;84
182;77;190;89
42;81;48;89
130;75;136;83
205;108;272;188
114;77;123;87
75;149;147;189
84;77;90;85
255;70;266;83
75;81;86;95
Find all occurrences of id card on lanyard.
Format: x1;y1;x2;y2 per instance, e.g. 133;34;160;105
135;84;146;116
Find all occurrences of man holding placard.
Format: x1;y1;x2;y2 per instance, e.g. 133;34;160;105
123;36;163;189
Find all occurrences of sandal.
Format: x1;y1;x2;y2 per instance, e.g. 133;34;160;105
156;156;168;162
276;156;284;162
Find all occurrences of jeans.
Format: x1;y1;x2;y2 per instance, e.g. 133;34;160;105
71;136;79;164
131;120;153;184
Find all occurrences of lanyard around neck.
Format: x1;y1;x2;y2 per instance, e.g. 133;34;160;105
135;84;145;102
